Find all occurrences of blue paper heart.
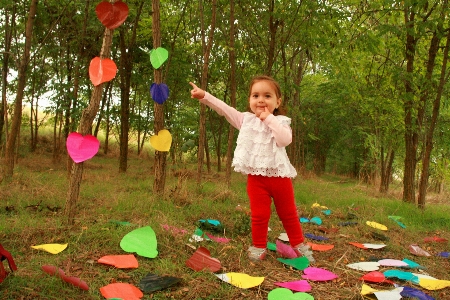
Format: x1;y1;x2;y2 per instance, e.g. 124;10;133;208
150;83;169;104
304;233;328;241
400;286;435;300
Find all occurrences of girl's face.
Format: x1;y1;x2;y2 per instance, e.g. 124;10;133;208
248;80;282;117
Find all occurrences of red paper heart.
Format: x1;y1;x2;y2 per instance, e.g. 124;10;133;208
89;57;117;86
95;1;129;29
185;247;221;272
359;271;394;284
41;265;89;291
66;132;100;163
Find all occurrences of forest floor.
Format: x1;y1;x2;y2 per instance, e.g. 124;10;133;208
0;150;449;299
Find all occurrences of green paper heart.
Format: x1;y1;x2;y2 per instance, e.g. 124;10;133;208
120;226;158;258
277;256;309;270
150;47;168;69
267;242;276;251
268;288;314;300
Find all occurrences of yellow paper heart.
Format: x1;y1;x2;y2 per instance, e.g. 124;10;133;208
419;278;450;290
31;243;68;254
360;284;379;295
150;129;172;152
217;272;264;289
366;221;388;231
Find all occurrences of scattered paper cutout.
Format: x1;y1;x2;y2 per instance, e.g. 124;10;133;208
267;242;277;251
31;243;68;254
150;47;169;69
338;221;358;226
424;236;448;243
366;221;388;231
310;217;322;225
100;282;143;300
400;286;435;300
402;258;424;269
409;244;431;257
138;273;182;293
346;262;380;271
419;278;450;290
161;224;188;236
360;271;394;284
276;240;297;259
384;270;418;282
66;132;100;163
302;267;338;281
215;272;264;289
311;203;328;209
378;259;409;267
411;273;438;285
322;209;331;215
204;233;231;243
363;243;386;249
300;217;310;223
274;280;312;292
306;242;334;252
185;247;221;272
437;252;449;258
42;265;89;291
361;284;379;296
197;219;224;233
268;288;314;300
98;254;138;269
109;220;132;226
373;287;403;300
278;233;289;242
304;233;328;241
388;216;406;228
120;226;158;258
89;57;117;86
277;257;309;270
95;1;129;29
150;83;170;104
150;129;172;152
349;242;367;249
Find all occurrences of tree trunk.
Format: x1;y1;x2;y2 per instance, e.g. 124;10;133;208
2;0;38;181
266;0;278;75
196;0;217;186
152;0;167;194
64;25;114;225
402;7;418;203
380;148;394;193
225;0;236;187
418;24;450;209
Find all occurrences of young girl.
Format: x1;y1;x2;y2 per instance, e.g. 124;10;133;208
189;76;314;263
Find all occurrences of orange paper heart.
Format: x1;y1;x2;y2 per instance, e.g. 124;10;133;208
89;57;117;86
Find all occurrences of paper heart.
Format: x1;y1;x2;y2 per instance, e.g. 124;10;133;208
268;288;314;300
138;273;182;293
307;242;334;251
278;233;289;242
98;254;138;268
100;282;143;300
186;247;221;272
89;57;117;86
150;129;172;152
204;233;231;243
360;271;393;284
378;259;409;267
66;132;100;163
277;257;309;270
346;261;380;271
276;240;297;258
150;83;170;104
419;278;450;290
215;273;264;289
409;244;431;257
304;233;328;241
150;47;169;69
95;1;129;29
366;221;388;231
31;243;68;254
120;226;158;258
384;270;418;282
302;267;338;281
400;286;435;300
274;280;311;292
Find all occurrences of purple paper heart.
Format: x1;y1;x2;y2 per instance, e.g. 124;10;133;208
150;83;169;104
305;233;328;241
276;240;297;259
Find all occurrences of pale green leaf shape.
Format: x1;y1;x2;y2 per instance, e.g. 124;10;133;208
150;47;168;69
268;288;314;300
120;226;158;258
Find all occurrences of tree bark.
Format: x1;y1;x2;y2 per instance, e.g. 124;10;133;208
64;25;114;224
2;0;38;181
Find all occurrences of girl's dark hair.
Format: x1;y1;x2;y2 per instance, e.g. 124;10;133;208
247;75;287;116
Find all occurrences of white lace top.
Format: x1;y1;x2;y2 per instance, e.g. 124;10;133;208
200;93;297;178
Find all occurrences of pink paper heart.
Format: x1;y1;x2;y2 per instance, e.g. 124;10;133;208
274;280;312;292
301;267;338;281
95;1;129;29
185;247;221;272
205;233;231;243
66;132;100;163
276;240;297;258
89;57;117;86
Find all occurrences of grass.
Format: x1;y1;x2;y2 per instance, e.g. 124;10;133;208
0;151;449;300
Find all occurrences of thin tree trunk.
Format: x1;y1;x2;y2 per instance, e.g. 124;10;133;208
64;24;114;224
2;0;38;181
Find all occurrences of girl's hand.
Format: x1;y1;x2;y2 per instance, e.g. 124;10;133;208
259;107;271;121
189;82;206;99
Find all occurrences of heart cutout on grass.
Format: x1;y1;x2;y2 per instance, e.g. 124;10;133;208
100;282;143;300
95;1;129;29
89;57;117;86
139;273;182;293
66;132;100;163
186;247;221;272
274;280;311;292
150;129;172;152
268;288;314;300
42;265;89;291
120;226;158;258
98;254;138;269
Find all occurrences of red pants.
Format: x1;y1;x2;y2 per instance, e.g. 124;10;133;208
247;174;304;248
